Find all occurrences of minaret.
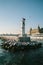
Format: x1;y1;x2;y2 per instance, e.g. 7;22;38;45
22;18;25;37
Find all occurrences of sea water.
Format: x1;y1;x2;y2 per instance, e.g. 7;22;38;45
0;39;43;65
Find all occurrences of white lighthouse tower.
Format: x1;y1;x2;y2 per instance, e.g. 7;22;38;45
18;18;30;42
22;18;25;37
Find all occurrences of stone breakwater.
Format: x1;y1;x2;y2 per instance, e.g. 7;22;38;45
1;40;42;52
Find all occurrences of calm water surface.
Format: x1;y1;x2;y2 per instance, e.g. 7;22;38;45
0;39;43;65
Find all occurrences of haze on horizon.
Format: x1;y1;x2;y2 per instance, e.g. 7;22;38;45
0;0;43;34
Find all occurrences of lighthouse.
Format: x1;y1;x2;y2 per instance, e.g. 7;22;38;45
22;18;25;37
18;18;30;42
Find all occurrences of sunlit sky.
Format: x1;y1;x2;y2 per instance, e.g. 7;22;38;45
0;0;43;34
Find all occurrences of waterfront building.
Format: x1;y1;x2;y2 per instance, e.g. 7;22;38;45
29;26;43;35
29;26;43;40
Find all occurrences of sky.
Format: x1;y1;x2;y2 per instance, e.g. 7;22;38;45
0;0;43;34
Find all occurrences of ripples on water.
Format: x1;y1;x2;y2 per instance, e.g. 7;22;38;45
0;40;43;65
